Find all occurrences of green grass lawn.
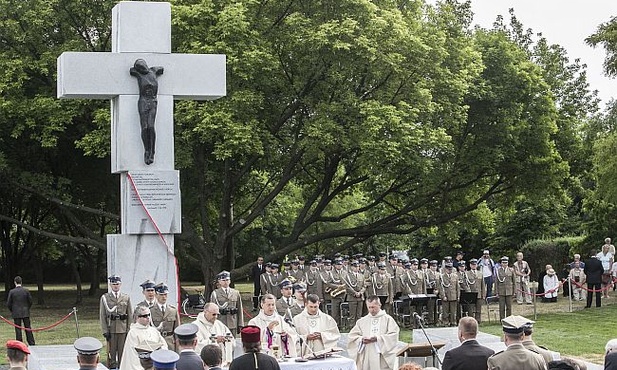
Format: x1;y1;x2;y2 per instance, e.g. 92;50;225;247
0;282;612;365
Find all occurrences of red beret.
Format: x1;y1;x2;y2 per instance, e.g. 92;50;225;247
240;325;261;343
6;340;30;354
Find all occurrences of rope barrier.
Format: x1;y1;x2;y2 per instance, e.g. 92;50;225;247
569;276;617;293
0;309;75;332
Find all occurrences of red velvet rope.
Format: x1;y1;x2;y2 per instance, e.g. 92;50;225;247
0;310;74;332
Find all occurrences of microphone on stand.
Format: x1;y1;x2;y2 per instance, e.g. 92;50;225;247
285;317;296;328
284;317;308;362
413;312;424;323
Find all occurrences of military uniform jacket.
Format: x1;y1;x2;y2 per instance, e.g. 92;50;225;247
370;272;393;300
305;269;325;299
425;269;440;295
210;287;244;330
260;273;283;298
99;292;132;334
325;269;347;299
275;296;295;318
439;271;460;302
151;303;180;349
288;269;305;283
401;269;426;295
344;271;366;301
137;299;157;309
487;343;547;370
464;270;486;297
495;267;516;296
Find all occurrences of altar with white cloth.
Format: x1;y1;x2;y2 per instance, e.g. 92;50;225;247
279;356;356;370
222;355;356;370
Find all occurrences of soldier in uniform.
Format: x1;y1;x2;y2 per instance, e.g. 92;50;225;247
137;280;157;308
210;271;244;334
275;279;295;318
456;260;467;321
305;260;325;303
370;262;393;310
439;262;460;327
281;261;293;280
99;275;132;369
344;260;366;327
513;252;533;305
268;264;284;298
259;262;272;296
287;260;305;283
324;258;347;326
521;316;559;365
425;260;440;324
289;282;307;317
386;255;402;299
495;257;516;320
464;259;486;323
151;283;180;351
367;256;377;274
487;315;546;370
74;337;104;370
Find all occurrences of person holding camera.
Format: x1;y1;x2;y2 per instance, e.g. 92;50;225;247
210;271;244;334
569;261;587;301
513;252;532;305
100;275;133;369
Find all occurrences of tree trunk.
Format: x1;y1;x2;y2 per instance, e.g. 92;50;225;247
67;246;83;304
33;251;45;305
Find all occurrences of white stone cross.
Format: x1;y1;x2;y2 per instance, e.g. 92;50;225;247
56;1;226;305
57;1;226;172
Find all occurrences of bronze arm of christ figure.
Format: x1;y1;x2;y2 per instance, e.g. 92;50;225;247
130;59;164;165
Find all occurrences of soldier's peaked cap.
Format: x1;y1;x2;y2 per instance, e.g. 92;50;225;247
174;323;198;340
140;279;156;290
108;275;121;283
74;337;103;356
501;315;533;334
154;283;168;294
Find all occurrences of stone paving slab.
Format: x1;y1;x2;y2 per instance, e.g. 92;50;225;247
28;345;108;370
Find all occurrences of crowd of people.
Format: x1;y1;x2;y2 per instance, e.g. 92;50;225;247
5;237;617;370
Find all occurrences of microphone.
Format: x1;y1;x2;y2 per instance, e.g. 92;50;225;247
413;312;424;323
285;318;296;327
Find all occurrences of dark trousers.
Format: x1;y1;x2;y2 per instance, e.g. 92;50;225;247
13;317;35;345
484;276;494;298
586;283;602;308
253;282;261;309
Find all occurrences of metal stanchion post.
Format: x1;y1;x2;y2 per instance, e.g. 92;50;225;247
73;307;80;338
533;286;537;321
568;278;572;312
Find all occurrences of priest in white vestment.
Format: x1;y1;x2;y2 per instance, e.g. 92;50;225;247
120;306;168;370
348;295;400;370
193;302;236;366
293;293;340;357
248;293;299;357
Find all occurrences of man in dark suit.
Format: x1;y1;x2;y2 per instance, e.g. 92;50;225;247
442;317;494;370
584;252;604;308
251;256;266;311
200;344;223;370
7;276;35;345
175;323;204;370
